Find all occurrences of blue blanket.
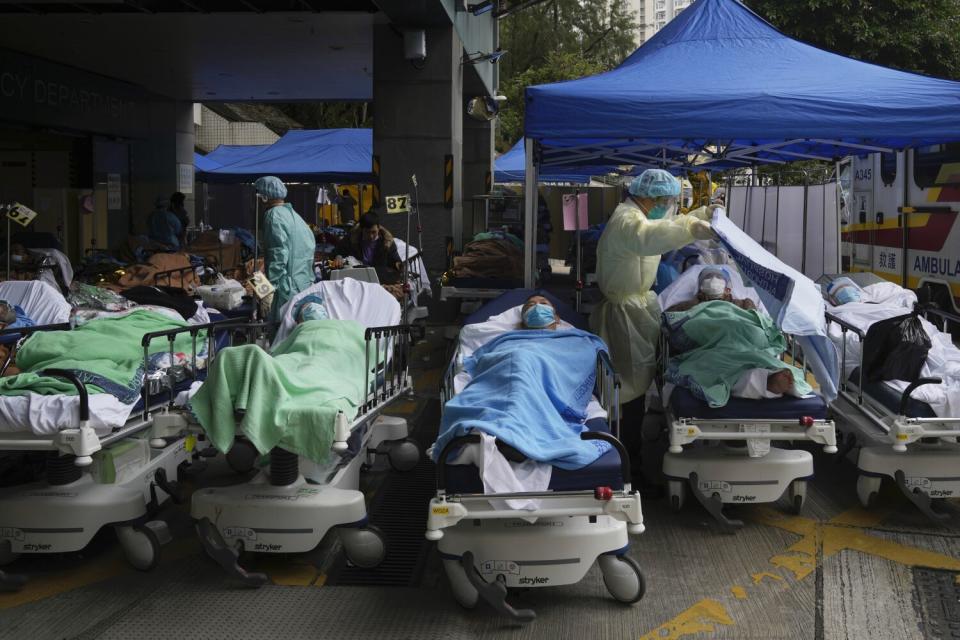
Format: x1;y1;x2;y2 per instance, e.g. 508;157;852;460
434;329;610;470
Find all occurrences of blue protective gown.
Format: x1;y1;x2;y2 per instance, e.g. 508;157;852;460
147;209;182;249
263;203;316;322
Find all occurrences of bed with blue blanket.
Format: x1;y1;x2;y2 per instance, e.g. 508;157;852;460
438;289;626;494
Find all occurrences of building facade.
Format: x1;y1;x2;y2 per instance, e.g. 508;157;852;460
629;0;696;46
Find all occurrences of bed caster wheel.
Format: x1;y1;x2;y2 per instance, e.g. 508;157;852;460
443;558;479;609
387;438;421;473
116;523;164;572
0;540;20;566
226;439;258;474
599;554;645;604
340;525;386;569
788;480;807;514
668;480;686;512
857;474;882;509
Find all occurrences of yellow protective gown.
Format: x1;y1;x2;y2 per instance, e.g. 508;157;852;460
590;201;712;402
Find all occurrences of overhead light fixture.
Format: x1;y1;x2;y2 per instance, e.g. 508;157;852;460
462;48;507;65
467;1;493;15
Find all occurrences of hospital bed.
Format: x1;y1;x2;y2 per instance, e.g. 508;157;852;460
426;290;644;622
657;265;837;531
0;315;249;591
821;275;960;521
191;280;420;586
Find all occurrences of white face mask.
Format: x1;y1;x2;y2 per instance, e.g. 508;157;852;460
700;276;726;299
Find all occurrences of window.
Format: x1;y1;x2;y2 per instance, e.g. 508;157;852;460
913;143;960;189
879;152;897;187
656;11;666;19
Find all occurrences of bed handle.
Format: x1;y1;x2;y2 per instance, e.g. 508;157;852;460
38;368;89;422
435;434;482;493
899;377;943;417
580;432;632;492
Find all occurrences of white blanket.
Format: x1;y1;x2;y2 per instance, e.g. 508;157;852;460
272;279;401;348
393;238;431;300
827;290;960;418
0;392;134;436
0;280;71;325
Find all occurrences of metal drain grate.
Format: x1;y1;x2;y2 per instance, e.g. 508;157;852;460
914;567;960;639
326;402;440;587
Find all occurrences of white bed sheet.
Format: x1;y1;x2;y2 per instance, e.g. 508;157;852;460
0;392;134;436
393;238;431;300
827;295;960;418
272;279;402;348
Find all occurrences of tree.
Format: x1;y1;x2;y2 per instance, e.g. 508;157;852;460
496;0;637;150
744;0;960;80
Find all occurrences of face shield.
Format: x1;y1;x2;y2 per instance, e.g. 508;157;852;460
646;196;679;220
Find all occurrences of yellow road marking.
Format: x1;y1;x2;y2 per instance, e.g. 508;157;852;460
639;599;734;640
254;559;323;586
0;537;198;610
750;572;783;585
730;586;747;600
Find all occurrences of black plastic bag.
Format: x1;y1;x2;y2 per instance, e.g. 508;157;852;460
862;313;931;383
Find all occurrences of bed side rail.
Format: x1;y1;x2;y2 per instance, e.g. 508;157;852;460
362;324;416;413
595;350;621;438
440;343;461;411
153;264;201;290
139;319;270;418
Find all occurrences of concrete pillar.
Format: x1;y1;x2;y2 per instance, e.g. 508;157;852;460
461;117;493;246
373;23;463;274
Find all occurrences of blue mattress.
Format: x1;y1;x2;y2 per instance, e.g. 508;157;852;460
443;418;624;493
463;288;588;329
671;386;829;420
849;368;937;418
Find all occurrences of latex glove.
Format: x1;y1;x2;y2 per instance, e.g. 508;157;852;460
689;219;715;241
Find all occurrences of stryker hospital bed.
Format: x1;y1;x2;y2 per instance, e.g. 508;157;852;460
656;264;837;532
820;273;960;521
426;290;644;623
0;311;247;591
191;279;420;586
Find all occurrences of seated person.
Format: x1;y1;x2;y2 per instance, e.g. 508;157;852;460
825;277;863;306
666;266;757;312
146;195;183;250
332;212;402;285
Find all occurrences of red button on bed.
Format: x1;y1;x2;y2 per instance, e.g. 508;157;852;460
800;416;815;427
594;486;613;501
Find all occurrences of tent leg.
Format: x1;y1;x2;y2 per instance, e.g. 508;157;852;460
523;138;538;288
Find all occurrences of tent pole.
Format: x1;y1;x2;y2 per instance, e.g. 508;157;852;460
774;175;781;258
575;189;582;312
801;170;809;276
523;138;537;288
834;160;842;273
822;171;827;278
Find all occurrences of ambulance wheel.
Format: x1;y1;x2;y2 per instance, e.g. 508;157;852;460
341;525;386;569
388;438;421;473
599;554;646;604
444;558;479;609
117;525;160;572
668;480;686;512
226;439;258;474
788;480;807;514
857;474;882;509
0;540;19;566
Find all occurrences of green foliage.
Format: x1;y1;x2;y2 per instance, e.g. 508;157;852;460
744;0;960;80
273;102;371;130
496;0;637;150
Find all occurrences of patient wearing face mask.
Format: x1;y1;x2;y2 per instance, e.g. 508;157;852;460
666;267;757;313
519;295;560;331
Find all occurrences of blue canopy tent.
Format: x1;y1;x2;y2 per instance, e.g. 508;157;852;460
495;139;617;184
520;0;960;285
195;144;272;178
199;129;373;184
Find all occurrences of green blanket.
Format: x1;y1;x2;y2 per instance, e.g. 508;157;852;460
663;301;812;407
190;319;371;464
0;310;197;404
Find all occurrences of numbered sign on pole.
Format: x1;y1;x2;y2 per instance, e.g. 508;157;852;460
7;203;38;227
385;194;411;214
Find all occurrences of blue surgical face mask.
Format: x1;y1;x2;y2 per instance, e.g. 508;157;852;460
834;286;861;305
523;303;556;329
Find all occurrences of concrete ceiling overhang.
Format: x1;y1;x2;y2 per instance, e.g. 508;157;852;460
0;10;376;101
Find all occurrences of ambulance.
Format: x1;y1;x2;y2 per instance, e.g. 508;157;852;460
839;144;960;313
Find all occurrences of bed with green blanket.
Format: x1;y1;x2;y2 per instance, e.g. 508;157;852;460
663;301;811;408
189;319;376;465
0;310;202;404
